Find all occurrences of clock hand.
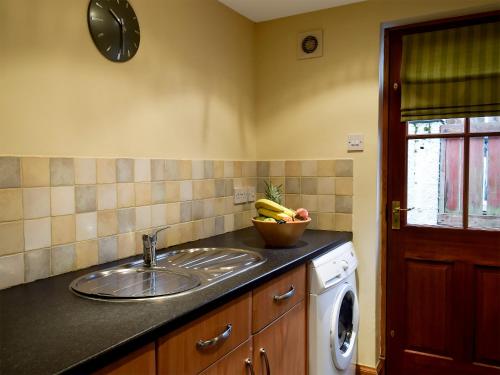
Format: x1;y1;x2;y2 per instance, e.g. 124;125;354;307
109;8;122;26
109;8;124;57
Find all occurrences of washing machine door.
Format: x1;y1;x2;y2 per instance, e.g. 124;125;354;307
330;283;359;370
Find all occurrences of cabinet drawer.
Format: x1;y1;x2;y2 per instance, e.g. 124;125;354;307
157;292;251;375
94;343;155;375
252;264;306;333
200;339;252;375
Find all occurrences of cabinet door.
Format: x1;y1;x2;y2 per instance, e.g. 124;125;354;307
252;264;306;333
200;339;253;375
94;343;155;375
157;293;251;374
252;300;306;375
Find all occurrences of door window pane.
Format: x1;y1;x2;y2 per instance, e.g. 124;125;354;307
470;116;500;133
469;136;500;230
407;118;464;135
407;138;463;227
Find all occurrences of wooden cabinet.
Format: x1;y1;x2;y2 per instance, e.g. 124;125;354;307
252;301;307;375
94;343;155;375
252;264;306;333
157;293;251;375
98;265;307;375
200;339;253;375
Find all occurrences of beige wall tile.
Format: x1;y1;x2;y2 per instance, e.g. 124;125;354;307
51;244;76;275
335;213;353;231
285;177;300;194
301;160;318;176
215;216;224;235
285;161;301;176
166;225;182;247
225;179;234;196
176;222;191;244
135;206;151;230
233;161;242;178
50;158;74;186
76;212;97;241
223;161;234;178
117;183;135;208
134;159;151;182
75;185;97;213
24;248;50;282
178;160;192;180
203;218;215;238
166;203;181;225
317;160;336;177
270;177;284;189
152;204;167;227
117;233;136;259
23;187;50;219
116;159;134;183
257;161;270;177
317;213;335;230
179;180;193;201
164;160;179;180
301;177;318;195
242;161;257;177
135;182;152;206
335;159;354;177
204;199;215;218
51;186;75;216
74;159;96;185
0;221;24;256
317;195;335;213
192;200;204;220
269;161;285;176
224;214;234;232
204;161;214;179
0;157;20;188
97;210;118;237
0;189;23;222
180;202;192;223
213;161;224;178
215;179;225;198
214;198;225;217
117;208;135;233
96;159;116;184
335;177;353;196
193;180;215;200
0;253;24;289
191;160;205;180
21;157;50;187
165;181;180;203
224;197;234;215
24;217;51;250
75;240;98;269
97;184;117;210
301;195;318;212
317;177;335;195
285;194;302;210
51;215;75;246
98;236;118;263
151;159;165;181
151;182;166;204
135;230;150;254
336;196;353;213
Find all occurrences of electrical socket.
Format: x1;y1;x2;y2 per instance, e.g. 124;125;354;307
234;187;247;204
247;186;256;202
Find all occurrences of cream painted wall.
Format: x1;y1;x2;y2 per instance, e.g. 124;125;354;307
255;0;498;368
0;0;256;160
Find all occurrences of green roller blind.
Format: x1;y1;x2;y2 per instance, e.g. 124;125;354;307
400;21;500;121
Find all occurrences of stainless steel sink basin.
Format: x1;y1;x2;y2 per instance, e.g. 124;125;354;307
70;248;265;301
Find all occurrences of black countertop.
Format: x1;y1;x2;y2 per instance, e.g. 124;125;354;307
0;228;352;375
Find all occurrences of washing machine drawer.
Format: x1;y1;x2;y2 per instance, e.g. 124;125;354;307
252;264;306;333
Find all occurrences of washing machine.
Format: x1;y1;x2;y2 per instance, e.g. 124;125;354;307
308;241;359;375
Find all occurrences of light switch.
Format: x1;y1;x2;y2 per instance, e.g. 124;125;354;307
347;134;364;151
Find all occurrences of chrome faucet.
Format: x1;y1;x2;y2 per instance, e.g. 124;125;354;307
142;227;169;267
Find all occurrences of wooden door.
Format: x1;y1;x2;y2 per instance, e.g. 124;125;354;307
252;300;306;375
385;14;500;375
200;339;253;375
94;343;155;375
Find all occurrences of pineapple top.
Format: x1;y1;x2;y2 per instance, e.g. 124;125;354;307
264;181;283;205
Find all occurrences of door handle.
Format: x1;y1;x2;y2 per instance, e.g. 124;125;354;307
245;358;255;375
273;285;295;302
391;201;414;230
260;348;271;375
196;324;232;350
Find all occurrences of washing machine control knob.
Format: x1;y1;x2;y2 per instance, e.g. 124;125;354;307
340;260;349;271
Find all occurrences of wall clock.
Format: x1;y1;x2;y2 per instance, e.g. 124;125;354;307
88;0;140;62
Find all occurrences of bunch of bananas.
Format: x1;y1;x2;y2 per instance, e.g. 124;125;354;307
254;199;296;223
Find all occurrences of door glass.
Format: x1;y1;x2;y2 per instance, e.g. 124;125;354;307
469;136;500;230
407;118;464;135
407;138;464;227
470;116;500;133
338;290;354;353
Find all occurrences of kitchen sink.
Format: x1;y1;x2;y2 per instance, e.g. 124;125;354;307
70;248;266;301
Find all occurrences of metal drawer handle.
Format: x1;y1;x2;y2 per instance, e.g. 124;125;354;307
196;324;232;350
273;285;295;302
260;348;271;375
245;358;255;375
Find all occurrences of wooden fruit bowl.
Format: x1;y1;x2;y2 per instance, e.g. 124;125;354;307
252;218;311;248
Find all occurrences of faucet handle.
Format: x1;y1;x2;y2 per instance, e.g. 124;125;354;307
148;226;169;243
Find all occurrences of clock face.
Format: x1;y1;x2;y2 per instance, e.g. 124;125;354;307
88;0;140;62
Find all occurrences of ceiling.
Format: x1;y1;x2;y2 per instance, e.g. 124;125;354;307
218;0;366;22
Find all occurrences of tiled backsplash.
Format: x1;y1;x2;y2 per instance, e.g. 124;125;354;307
0;157;353;289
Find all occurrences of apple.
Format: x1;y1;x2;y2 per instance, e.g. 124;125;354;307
295;208;309;220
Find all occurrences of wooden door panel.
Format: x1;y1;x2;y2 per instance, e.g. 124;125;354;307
474;266;500;366
405;259;453;356
252;300;306;375
200;339;252;375
94;343;155;375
